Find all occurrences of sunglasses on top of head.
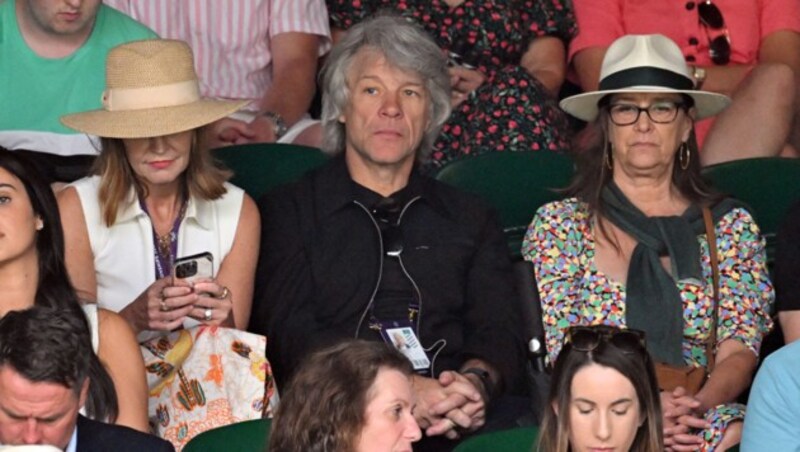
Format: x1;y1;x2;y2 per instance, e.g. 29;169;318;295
567;325;647;355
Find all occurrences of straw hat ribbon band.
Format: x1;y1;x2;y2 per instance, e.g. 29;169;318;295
101;80;200;112
599;67;694;91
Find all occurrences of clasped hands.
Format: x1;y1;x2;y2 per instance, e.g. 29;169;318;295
125;276;233;333
661;386;710;451
413;371;488;440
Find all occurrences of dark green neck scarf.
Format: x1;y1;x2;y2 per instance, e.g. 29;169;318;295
600;183;741;365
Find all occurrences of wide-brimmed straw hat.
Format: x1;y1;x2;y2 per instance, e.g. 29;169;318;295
61;39;247;139
560;34;730;121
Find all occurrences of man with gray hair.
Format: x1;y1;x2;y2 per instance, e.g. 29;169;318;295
250;15;525;448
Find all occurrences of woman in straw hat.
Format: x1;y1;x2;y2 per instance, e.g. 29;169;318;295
521;34;773;450
57;39;259;340
56;39;268;447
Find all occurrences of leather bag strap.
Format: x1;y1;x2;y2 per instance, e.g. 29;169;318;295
702;206;719;374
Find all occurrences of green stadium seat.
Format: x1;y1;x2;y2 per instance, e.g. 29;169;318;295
454;426;539;452
183;418;271;452
702;157;800;270
213;143;328;200
435;152;574;258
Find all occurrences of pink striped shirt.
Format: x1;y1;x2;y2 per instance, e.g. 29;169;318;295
106;0;331;109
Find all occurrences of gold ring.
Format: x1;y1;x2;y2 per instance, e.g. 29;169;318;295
216;287;230;300
204;308;213;321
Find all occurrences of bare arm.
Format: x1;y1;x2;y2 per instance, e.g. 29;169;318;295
779;311;800;343
662;340;756;450
696;64;753;96
695;339;757;412
520;36;567;97
686;31;800;96
758;30;800;80
572;46;607;91
208;32;323;146
759;30;800;151
248;32;322;141
97;308;149;432
211;194;260;329
57;186;98;302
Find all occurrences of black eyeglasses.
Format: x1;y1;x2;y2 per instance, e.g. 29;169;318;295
567;325;647;354
372;197;403;257
608;101;685;126
698;0;731;65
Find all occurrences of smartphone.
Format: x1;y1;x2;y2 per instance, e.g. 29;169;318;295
172;252;214;286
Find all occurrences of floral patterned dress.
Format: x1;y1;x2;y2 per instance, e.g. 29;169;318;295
327;0;576;172
522;199;774;450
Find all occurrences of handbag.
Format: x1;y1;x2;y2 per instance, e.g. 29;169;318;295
141;325;278;450
654;206;719;395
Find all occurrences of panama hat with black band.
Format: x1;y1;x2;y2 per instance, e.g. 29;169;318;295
560;34;731;122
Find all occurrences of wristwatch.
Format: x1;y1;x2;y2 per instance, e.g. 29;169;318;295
461;367;495;400
260;111;288;140
692;65;707;90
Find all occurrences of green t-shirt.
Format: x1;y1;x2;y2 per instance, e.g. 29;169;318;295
0;0;156;156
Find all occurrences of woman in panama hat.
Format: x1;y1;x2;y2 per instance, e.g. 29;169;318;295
522;34;772;451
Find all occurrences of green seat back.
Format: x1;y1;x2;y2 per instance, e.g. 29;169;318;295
454;426;539;452
213;143;328;199
183;418;271;452
702;157;800;269
435;152;574;258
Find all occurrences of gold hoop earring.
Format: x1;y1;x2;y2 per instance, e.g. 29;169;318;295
679;142;690;170
605;144;613;170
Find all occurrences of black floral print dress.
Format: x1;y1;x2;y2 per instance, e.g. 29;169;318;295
327;0;577;173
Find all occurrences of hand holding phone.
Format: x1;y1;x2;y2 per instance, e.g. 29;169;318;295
172;252;214;287
171;252;233;325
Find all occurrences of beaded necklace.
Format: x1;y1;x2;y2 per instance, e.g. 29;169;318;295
140;197;188;278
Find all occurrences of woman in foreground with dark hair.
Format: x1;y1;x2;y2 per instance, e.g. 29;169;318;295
270;340;421;452
523;34;772;450
538;325;663;452
0;147;147;430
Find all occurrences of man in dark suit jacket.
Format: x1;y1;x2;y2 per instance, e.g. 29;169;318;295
0;307;173;451
76;415;173;451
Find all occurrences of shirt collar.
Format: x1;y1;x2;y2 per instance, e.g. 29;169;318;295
316;156;440;218
115;188;215;230
65;425;78;452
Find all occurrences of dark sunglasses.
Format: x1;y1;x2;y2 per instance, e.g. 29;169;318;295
567;325;647;354
697;1;731;65
372;197;403;257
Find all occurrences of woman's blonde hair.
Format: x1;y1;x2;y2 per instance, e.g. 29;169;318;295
93;133;230;226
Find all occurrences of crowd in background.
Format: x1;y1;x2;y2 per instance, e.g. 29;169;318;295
0;0;799;450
